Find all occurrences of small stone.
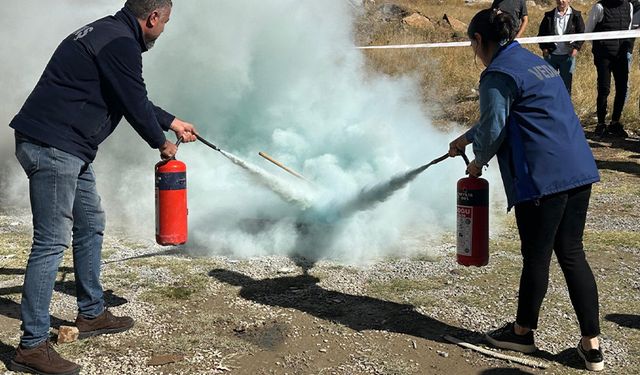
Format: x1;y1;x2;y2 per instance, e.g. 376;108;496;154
148;354;184;366
278;267;296;274
319;348;327;353
57;326;79;344
437;350;449;358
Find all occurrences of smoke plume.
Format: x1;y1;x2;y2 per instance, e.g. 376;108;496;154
0;1;505;265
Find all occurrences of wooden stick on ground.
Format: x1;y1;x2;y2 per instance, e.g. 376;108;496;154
443;335;550;369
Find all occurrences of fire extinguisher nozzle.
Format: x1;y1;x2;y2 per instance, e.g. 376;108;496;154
196;134;221;152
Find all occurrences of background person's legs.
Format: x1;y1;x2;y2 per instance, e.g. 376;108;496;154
548;54;574;95
610;54;629;124
594;55;612;130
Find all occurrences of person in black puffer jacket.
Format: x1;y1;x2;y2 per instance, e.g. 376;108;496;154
585;0;639;137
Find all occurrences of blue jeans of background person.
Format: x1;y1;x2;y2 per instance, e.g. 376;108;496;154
514;184;600;337
545;54;576;95
15;132;105;348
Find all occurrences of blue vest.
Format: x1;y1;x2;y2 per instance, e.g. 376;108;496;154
482;42;600;207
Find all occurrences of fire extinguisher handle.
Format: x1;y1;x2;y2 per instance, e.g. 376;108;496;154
460;151;470;166
455;148;470;166
175;137;183;148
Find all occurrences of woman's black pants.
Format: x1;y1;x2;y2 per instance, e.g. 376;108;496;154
514;184;600;337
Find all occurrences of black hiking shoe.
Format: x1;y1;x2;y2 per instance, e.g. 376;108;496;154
607;122;629;138
485;322;537;353
577;341;604;371
594;123;607;137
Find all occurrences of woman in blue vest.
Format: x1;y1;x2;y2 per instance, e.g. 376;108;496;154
448;9;604;371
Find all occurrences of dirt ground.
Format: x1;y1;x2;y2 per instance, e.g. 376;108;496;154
0;132;638;375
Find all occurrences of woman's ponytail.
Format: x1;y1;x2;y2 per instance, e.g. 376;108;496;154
468;8;518;46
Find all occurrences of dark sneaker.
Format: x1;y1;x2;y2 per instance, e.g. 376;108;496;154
607;122;629;138
594;123;607;137
8;340;80;375
485;322;537;353
76;309;134;339
577;341;604;371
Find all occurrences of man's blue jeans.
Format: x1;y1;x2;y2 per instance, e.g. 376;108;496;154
545;54;576;95
15;132;105;348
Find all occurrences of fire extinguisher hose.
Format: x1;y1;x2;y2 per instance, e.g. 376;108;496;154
196;134;221;152
422;150;470;170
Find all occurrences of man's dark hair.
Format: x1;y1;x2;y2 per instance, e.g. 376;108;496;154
125;0;173;19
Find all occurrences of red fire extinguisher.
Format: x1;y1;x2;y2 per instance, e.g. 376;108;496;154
155;141;188;246
456;155;489;267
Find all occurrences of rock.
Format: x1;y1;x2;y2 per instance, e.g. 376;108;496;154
378;3;410;21
443;14;468;34
147;354;185;366
402;13;435;31
436;350;449;358
277;267;296;274
57;326;79;344
319;348;328;353
464;0;493;4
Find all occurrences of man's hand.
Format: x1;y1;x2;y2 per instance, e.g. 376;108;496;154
542;49;550;58
467;159;483;177
159;140;178;160
449;134;471;157
571;48;578;57
170;118;198;143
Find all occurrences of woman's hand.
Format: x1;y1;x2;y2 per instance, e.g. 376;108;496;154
467;159;483;177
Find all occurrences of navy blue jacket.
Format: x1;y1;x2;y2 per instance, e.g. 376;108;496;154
470;42;599;208
10;7;174;162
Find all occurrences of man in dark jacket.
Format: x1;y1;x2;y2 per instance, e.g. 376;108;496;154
538;0;585;95
585;0;635;137
8;1;197;374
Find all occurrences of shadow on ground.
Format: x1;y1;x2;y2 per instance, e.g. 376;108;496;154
595;160;640;177
479;368;535;375
209;268;589;371
605;313;640;329
209;269;479;344
0;339;15;369
0;266;128;340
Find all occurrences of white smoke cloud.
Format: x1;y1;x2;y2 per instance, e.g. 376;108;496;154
0;1;118;204
0;1;505;264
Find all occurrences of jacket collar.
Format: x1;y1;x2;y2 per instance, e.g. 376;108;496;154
554;6;573;18
115;7;149;52
491;40;519;63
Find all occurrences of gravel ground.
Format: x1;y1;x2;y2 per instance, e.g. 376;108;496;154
1;140;639;375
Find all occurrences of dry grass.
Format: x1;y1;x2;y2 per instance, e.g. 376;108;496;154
359;0;640;133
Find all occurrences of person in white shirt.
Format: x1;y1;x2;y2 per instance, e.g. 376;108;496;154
538;0;585;95
585;0;636;138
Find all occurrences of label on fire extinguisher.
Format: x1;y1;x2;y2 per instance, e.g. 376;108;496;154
457;205;473;256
